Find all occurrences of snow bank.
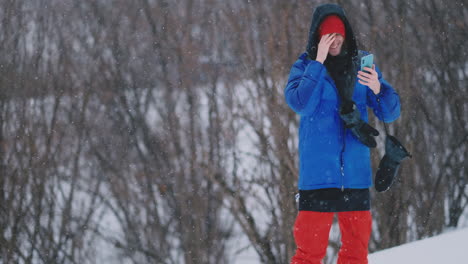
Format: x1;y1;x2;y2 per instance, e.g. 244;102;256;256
369;228;468;264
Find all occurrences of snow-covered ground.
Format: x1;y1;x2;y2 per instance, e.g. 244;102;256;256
369;227;468;264
235;227;468;263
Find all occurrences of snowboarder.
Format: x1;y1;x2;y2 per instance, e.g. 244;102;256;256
284;3;402;263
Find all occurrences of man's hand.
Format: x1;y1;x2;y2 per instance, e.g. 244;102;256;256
357;65;381;94
315;33;336;64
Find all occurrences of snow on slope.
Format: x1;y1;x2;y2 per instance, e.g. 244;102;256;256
369;227;468;264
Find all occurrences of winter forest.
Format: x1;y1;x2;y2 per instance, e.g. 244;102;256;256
0;0;467;263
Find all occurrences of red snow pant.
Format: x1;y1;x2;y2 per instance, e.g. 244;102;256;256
290;211;372;264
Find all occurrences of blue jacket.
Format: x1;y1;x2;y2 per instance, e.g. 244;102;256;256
284;52;401;190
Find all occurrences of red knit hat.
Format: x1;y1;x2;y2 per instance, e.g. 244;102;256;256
319;15;346;39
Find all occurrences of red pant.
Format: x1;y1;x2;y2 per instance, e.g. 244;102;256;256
290;211;372;264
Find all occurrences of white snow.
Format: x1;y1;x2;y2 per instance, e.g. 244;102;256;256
234;227;468;263
368;227;468;264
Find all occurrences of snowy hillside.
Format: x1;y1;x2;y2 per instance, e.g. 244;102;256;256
235;227;468;263
369;228;468;264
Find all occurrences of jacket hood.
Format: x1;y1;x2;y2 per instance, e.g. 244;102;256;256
306;4;358;60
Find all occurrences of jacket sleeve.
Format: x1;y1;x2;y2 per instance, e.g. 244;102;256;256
284;57;328;116
366;65;401;123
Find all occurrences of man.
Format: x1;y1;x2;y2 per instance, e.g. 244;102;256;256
284;4;401;264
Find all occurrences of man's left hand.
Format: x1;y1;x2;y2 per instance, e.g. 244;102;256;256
357;64;381;94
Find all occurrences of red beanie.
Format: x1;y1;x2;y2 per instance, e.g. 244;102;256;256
319;15;346;39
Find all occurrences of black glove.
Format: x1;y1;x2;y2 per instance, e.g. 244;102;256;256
374;135;411;192
339;100;379;148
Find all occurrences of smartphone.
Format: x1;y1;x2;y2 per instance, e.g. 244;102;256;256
361;54;374;72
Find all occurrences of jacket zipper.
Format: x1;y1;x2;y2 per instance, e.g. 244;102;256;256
326;74;347;191
340;122;346;191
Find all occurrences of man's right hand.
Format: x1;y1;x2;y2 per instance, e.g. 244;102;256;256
316;33;336;64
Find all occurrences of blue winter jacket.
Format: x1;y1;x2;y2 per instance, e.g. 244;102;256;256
284;52;401;190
